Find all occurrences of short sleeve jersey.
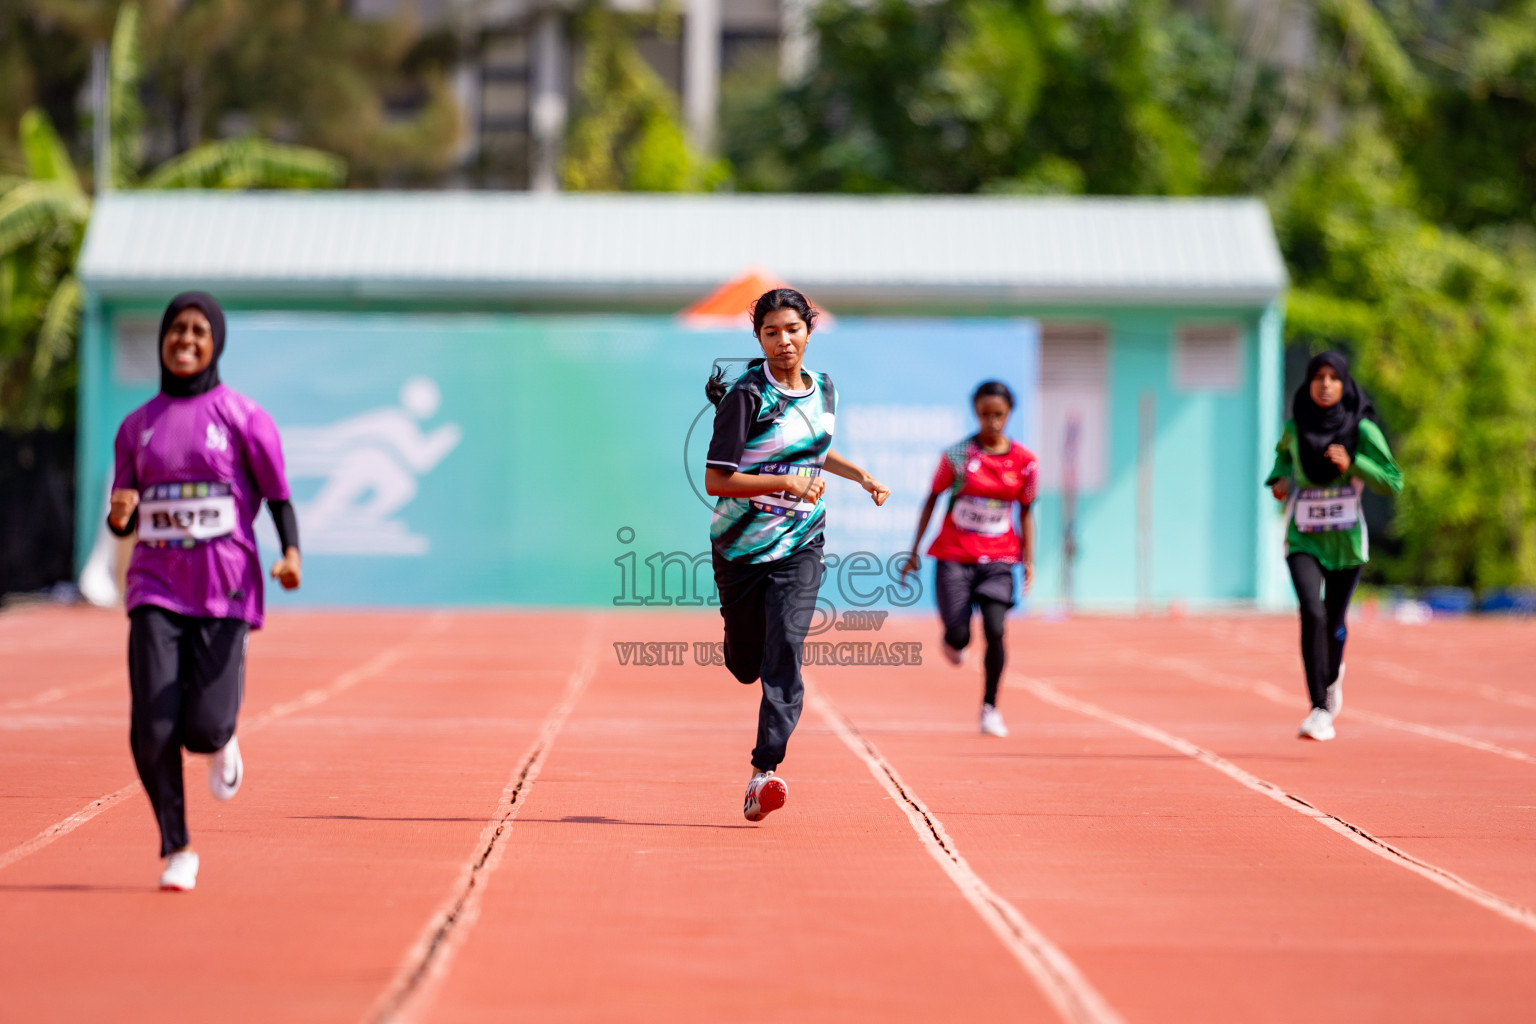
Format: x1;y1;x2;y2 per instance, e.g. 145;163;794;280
925;437;1038;565
705;364;837;563
113;384;291;628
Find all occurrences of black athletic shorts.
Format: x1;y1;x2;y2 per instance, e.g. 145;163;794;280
934;560;1016;632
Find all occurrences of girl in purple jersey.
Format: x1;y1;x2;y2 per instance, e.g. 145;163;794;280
106;292;301;891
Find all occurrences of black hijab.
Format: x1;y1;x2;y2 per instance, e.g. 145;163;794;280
1293;351;1374;485
158;291;226;398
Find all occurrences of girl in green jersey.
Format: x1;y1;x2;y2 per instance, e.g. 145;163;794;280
1265;352;1402;742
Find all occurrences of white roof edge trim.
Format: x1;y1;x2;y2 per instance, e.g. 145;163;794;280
78;191;1289;303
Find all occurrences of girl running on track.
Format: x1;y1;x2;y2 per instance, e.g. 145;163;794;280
1265;351;1401;742
106;292;301;890
704;288;889;822
900;381;1037;737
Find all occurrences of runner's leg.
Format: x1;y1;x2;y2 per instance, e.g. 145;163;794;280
973;563;1016;708
714;553;769;686
181;618;249;754
978;597;1008;707
128;606;191;857
1322;565;1361;685
1286;553;1330;710
751;546;823;773
935;561;974;651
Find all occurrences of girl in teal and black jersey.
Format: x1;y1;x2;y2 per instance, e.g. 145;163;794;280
704;288;890;822
1266;352;1402;742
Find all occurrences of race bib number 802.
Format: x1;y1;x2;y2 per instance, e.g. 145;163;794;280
138;482;237;545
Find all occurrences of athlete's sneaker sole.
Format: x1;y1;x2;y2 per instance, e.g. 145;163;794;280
744;776;788;822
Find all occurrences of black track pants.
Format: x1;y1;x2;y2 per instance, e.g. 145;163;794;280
713;544;824;773
935;560;1015;707
128;605;248;856
1285;553;1360;711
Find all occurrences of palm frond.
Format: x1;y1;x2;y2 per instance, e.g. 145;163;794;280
109;2;147;187
19;110;84;197
33;274;82;380
140;137;347;190
0;181;91;260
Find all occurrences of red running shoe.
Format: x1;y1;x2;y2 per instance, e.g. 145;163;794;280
743;771;787;822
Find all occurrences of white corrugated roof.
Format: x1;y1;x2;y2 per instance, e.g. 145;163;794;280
79;191;1287;307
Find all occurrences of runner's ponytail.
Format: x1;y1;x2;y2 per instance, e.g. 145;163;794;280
706;367;729;406
705;358;766;407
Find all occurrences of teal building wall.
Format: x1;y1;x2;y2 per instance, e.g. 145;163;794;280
76;296;1284;612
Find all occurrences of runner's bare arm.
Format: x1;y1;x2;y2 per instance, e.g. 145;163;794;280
705;468;826;503
1020;505;1036;591
822;450;890;506
900;492;941;582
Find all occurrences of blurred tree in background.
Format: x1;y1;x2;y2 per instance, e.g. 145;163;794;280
563;2;727;191
722;0;1536;590
1;0;459;186
1;3;346;434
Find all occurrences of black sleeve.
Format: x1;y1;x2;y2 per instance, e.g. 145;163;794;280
268;498;300;553
107;508;139;538
706;389;756;472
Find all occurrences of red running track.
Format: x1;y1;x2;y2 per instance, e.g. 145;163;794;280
2;606;1534;1022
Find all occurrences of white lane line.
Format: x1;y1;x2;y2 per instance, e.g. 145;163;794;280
1127;651;1536;767
808;681;1125;1024
366;622;600;1024
1195;620;1536;713
1018;677;1536;935
1374;658;1536;713
0;672;118;714
0;612;452;875
0;784;143;873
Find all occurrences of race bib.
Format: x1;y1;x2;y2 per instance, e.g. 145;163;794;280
951;494;1012;536
1293;484;1359;533
750;462;821;521
138;482;237;546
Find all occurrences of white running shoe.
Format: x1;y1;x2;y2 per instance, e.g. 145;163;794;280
743;771;787;822
941;638;967;666
159;850;199;892
209;736;243;801
980;703;1009;737
1298;707;1336;742
1326;663;1346;717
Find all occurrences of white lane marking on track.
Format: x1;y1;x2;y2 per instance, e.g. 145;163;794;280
366;621;600;1024
1194;620;1536;713
1127;651;1536;767
1018;677;1536;935
0;672;118;714
0;613;452;876
808;681;1125;1024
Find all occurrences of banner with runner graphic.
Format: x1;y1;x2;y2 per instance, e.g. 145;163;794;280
83;313;1036;609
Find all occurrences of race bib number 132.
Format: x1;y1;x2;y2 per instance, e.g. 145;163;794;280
1293;485;1359;534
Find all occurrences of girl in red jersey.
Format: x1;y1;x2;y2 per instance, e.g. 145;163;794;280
901;381;1038;736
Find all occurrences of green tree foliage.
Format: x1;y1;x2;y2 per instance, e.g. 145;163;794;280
723;0;1272;195
0;3;346;433
0;111;90;431
135;0;459;185
563;3;726;191
721;0;1536;589
0;0;459;188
